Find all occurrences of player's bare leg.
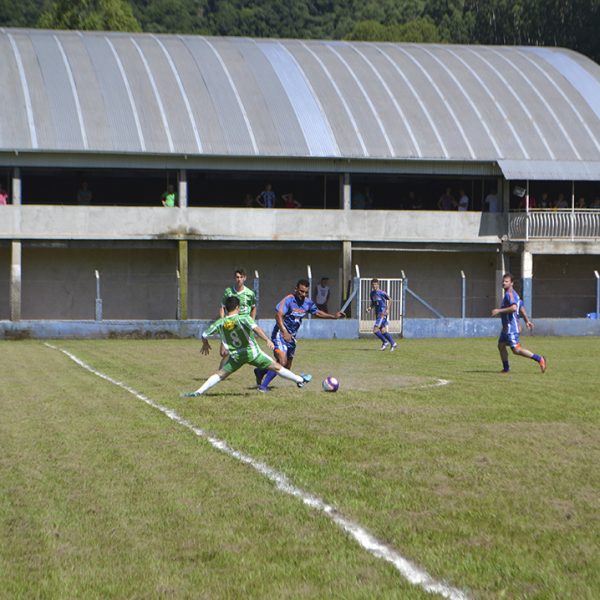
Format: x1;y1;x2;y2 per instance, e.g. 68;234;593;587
511;345;547;373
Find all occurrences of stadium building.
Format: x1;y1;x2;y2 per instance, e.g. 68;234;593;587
1;29;600;335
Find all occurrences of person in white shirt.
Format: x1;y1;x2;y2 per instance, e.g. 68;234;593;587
458;188;469;211
484;189;499;213
315;277;330;312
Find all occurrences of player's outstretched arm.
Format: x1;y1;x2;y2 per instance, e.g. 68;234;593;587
315;309;346;319
252;324;275;349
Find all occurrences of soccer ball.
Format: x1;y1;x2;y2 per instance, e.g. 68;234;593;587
322;376;339;392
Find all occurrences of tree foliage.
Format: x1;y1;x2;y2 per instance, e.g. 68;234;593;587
38;0;141;31
1;0;598;63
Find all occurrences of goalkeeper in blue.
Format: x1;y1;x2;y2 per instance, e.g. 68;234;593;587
368;278;398;351
181;296;311;397
492;273;546;374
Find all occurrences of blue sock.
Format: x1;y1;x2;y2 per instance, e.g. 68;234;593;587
532;354;541;362
502;360;510;371
374;331;386;343
383;332;395;345
260;370;278;390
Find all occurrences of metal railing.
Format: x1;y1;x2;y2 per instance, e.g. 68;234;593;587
509;209;600;240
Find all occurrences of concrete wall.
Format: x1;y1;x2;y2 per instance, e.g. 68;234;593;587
354;250;499;318
0;318;359;340
2;317;598;340
188;246;343;319
532;255;600;318
21;246;178;319
0;246;9;320
0;205;505;243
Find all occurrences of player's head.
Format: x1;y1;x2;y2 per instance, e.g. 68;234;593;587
234;269;247;286
371;278;380;290
294;279;310;302
502;273;514;290
224;296;240;314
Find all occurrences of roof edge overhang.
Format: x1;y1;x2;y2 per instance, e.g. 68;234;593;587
0;149;501;177
498;159;600;181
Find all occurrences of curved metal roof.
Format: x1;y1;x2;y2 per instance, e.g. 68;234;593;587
2;29;600;167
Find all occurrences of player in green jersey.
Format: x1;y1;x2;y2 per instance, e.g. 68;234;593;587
181;296;311;397
218;269;257;369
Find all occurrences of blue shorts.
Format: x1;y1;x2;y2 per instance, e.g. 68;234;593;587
498;330;520;349
272;331;297;360
374;315;389;329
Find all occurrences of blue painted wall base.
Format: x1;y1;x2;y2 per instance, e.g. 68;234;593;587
1;318;599;340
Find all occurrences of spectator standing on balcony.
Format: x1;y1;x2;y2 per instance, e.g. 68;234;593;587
492;273;546;374
518;194;536;210
484;189;499;212
243;192;257;207
161;184;176;207
539;192;550;208
352;188;366;209
256;183;276;208
554;193;568;209
591;196;600;209
457;188;469;211
0;184;8;205
407;191;422;210
438;187;456;210
576;197;587;209
282;192;302;208
77;181;92;205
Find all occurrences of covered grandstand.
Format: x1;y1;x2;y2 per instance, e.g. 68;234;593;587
1;29;600;329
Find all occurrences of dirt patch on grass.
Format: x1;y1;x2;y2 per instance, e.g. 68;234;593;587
328;372;440;392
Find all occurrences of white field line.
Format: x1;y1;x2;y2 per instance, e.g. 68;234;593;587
45;343;468;600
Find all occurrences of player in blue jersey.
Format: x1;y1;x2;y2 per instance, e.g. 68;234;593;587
367;278;398;351
255;278;345;392
492;273;546;373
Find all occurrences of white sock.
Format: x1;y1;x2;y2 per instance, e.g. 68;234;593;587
196;373;222;395
277;367;302;384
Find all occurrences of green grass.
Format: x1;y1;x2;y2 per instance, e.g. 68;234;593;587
1;337;599;599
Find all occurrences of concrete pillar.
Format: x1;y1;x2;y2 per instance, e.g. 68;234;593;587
178;240;188;320
496;249;506;303
340;173;351;210
341;240;352;315
10;241;21;321
500;177;508;213
178;169;187;208
521;249;533;317
12;167;21;205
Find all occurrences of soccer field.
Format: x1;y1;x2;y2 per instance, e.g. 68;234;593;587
1;337;599;599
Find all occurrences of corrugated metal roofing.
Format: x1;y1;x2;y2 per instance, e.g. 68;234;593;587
2;29;600;170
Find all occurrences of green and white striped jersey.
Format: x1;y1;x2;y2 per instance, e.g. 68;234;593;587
203;314;262;360
221;286;256;316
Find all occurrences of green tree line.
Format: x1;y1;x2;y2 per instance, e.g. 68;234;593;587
1;0;599;63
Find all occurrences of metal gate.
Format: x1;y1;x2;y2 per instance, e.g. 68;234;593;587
358;278;404;334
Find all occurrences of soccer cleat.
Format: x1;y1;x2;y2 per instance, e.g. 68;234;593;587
257;386;268;393
380;342;389;351
390;344;398;352
501;369;510;374
254;368;264;386
180;391;200;398
539;356;547;373
297;373;312;388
